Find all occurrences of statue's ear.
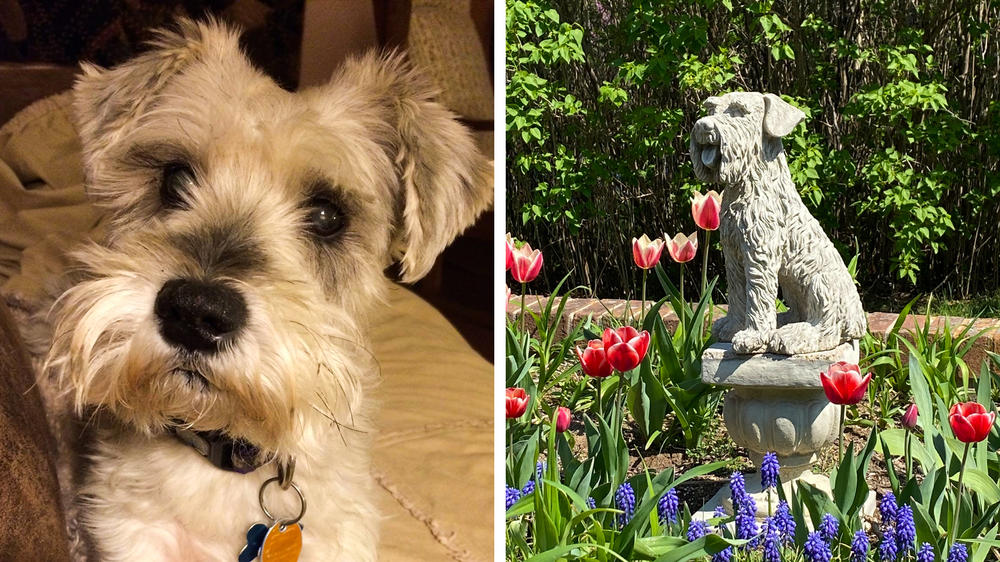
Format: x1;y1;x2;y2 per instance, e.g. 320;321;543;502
762;93;805;138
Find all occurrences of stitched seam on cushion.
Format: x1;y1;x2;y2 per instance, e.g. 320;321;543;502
372;468;480;562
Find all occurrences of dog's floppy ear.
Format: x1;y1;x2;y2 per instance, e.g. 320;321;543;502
72;18;239;154
334;52;494;283
762;93;805;138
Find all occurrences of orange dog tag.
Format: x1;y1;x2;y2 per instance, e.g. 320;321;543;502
260;523;302;562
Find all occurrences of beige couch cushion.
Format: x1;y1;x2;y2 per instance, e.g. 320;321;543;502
0;93;493;561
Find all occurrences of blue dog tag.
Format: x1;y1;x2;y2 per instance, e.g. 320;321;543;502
238;523;269;562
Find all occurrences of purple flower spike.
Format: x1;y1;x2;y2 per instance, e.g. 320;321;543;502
761;451;780;489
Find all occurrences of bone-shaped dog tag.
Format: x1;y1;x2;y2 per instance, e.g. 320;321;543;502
238;523;269;562
260;522;302;562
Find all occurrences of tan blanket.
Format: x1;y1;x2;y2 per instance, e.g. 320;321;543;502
0;93;493;561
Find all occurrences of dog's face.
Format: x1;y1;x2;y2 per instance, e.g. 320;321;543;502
690;92;804;185
46;20;491;457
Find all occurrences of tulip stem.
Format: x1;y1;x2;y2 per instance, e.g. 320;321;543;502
701;230;710;298
679;266;685;325
508;422;513;460
949;442;971;550
519;282;527;334
838;405;845;466
904;430;912;481
702;230;712;340
641;269;648;324
613;381;622;428
596;379;602;417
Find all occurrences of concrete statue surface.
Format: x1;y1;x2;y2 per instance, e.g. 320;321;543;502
691;92;874;521
690;91;867;355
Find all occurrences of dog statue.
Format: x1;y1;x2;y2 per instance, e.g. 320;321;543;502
37;18;491;561
689;92;866;355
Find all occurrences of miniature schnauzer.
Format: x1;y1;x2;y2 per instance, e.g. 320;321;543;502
690;92;866;355
41;18;491;561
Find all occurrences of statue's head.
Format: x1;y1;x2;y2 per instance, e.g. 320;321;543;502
690;92;805;185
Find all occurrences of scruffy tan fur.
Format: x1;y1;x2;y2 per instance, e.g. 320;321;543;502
36;18;491;561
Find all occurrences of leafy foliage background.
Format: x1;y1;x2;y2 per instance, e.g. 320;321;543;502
506;0;1000;307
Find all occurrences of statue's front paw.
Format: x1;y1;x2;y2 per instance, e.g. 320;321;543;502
712;316;738;341
731;329;768;354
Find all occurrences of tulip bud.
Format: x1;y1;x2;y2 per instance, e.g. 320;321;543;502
901;403;918;430
691;190;722;231
510;242;543;283
819;361;872;405
505;233;514;271
632;234;665;270
665;232;698;263
602;326;651;372
575;340;613;378
949;402;995;443
555;406;571;432
506;387;529;419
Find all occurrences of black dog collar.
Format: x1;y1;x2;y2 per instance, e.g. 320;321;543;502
169;426;263;474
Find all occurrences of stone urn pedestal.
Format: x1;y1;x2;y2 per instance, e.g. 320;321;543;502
695;340;874;520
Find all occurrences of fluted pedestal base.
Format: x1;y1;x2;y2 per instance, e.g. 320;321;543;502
696;341;875;522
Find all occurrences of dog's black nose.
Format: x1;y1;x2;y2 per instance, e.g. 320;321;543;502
154;278;248;353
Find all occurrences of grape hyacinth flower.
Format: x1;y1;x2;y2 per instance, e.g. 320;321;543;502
763;519;781;562
712;505;728;534
819;513;839;544
687;520;708;542
734;492;759;546
615;483;636;528
895;505;915;554
586;497;596;509
761;451;780;489
947;543;968;562
521;480;535;496
774;501;795;544
505;486;522;510
917;543;935;562
658;488;679;525
879;492;898;526
713;548;733;562
804;531;833;562
879;532;899;562
851;530;870;562
729;471;748;504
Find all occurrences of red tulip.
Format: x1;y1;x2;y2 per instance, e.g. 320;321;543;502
819;361;872;405
602;326;650;372
575;340;613;378
510;242;543;283
505;285;512;302
949;402;995;443
506;387;529;419
666;232;698;263
555;406;571;432
901;403;918;430
691;190;722;231
505;233;514;271
632;234;665;270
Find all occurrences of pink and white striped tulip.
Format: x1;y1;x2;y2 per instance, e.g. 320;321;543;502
510;242;543;283
632;234;665;270
666;232;698;263
691;190;722;231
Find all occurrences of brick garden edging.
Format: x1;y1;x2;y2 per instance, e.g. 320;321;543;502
507;295;1000;372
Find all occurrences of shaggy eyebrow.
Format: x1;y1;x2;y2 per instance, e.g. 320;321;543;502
123;142;196;168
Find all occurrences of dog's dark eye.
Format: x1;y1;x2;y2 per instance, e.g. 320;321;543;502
306;196;347;239
161;164;197;210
